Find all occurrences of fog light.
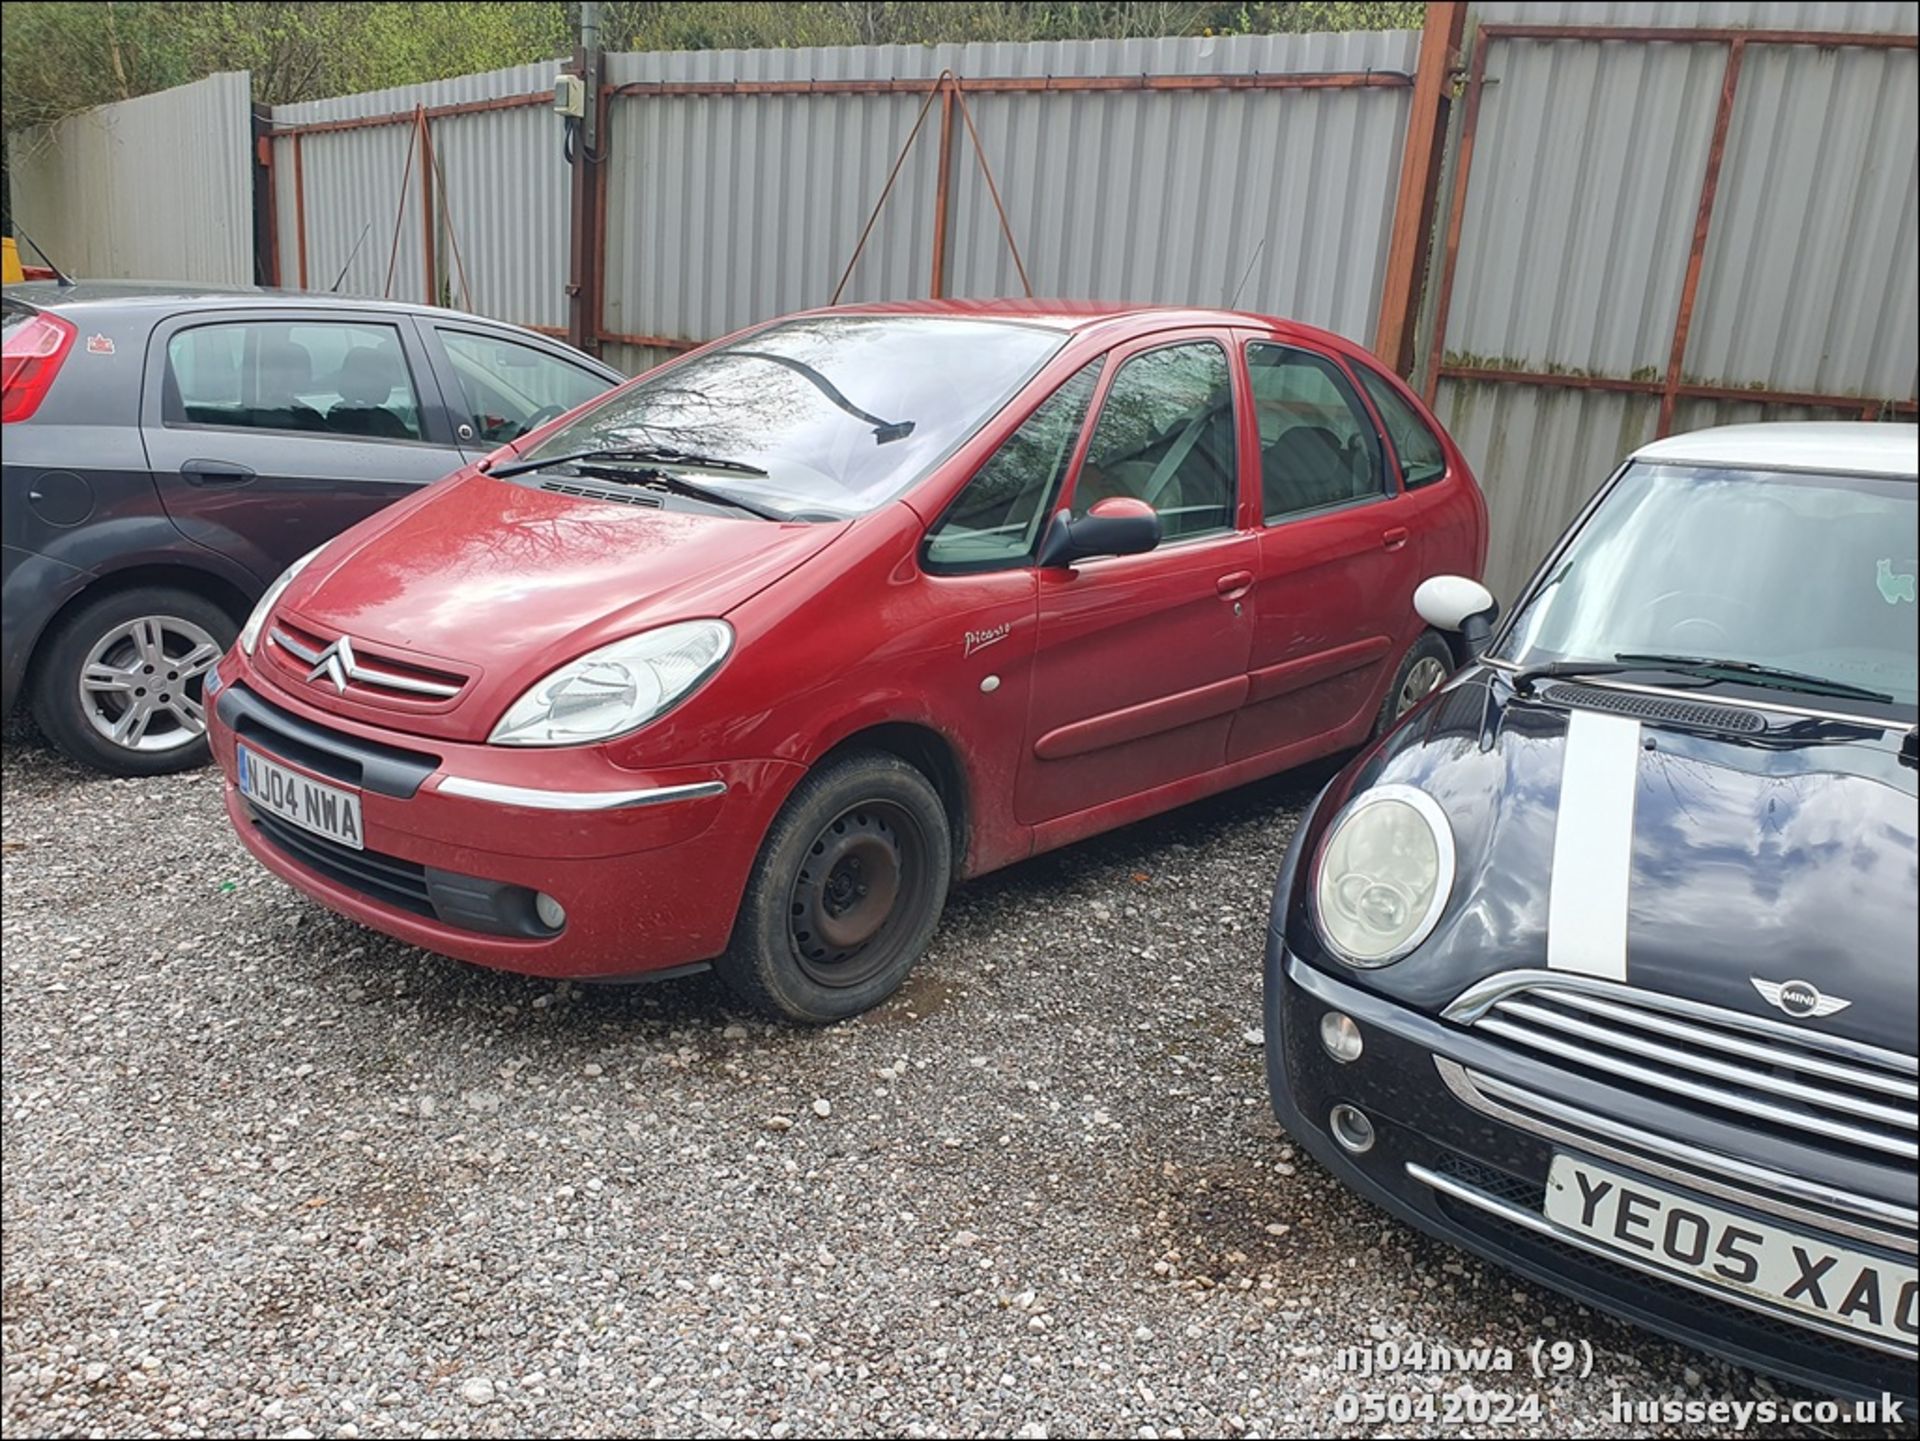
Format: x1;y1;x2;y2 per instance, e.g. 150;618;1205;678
534;892;567;931
1319;1011;1363;1064
1329;1103;1375;1155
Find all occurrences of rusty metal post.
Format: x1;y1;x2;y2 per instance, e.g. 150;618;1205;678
418;108;436;305
567;3;604;354
1374;1;1465;375
1421;25;1489;406
292;134;309;289
929;79;957;299
1659;37;1745;437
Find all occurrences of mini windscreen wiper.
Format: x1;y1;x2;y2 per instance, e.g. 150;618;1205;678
571;463;791;523
488;446;769;479
1511;653;1893;704
1613;653;1894;704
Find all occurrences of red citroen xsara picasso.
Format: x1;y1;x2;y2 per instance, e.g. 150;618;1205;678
207;301;1486;1020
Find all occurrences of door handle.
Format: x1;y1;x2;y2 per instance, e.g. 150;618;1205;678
1216;570;1255;600
180;458;257;487
1382;526;1410;552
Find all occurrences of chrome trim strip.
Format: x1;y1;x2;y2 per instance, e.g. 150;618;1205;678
268;627;319;663
1445;969;1918;1077
1548;990;1916;1101
1404;1161;1917;1360
434;776;727;811
1492;999;1916;1129
1435;1058;1917;1251
1473;1017;1916;1160
1480;656;1907;731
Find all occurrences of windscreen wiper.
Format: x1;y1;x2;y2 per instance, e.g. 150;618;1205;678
571;464;790;522
1511;653;1892;704
489;446;769;479
729;350;916;443
1613;653;1893;704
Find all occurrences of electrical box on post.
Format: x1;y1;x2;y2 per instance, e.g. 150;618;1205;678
553;74;586;118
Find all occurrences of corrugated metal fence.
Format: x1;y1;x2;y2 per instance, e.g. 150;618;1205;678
7;8;1915;597
5;72;254;286
1424;0;1919;594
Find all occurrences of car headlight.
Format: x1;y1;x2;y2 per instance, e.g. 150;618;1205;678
1312;784;1455;966
239;545;324;656
489;620;733;747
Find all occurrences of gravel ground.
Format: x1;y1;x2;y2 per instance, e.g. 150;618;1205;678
0;737;1888;1439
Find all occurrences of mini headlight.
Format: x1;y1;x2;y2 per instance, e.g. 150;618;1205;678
489;619;732;747
1312;784;1454;966
239;545;324;656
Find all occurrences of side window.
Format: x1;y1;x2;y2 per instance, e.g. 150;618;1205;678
164;320;423;440
439;329;609;443
1248;342;1384;521
1076;341;1236;541
1355;363;1448;488
925;360;1102;571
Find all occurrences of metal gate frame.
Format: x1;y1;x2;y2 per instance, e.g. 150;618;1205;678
1421;22;1920;427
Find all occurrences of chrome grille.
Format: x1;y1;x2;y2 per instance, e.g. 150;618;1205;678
1445;972;1918;1162
268;620;467;704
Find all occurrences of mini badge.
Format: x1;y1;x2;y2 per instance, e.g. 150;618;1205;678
86;333;115;355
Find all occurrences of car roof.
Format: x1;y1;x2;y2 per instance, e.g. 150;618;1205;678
3;279;527;328
801;296;1367;351
1631;422;1919;479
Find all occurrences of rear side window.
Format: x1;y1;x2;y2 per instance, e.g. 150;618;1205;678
925;360;1103;571
439;329;608;443
1248;342;1384;521
1354;363;1447;488
164;321;423;441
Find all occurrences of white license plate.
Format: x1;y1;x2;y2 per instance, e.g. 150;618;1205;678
1545;1155;1916;1347
237;744;364;851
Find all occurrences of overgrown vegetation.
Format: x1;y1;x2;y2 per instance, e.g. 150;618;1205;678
2;1;1420;133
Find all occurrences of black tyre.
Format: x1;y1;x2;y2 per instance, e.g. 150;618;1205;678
31;586;237;777
716;750;951;1023
1372;630;1455;739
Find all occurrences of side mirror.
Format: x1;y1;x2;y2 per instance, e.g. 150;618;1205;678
1414;575;1499;657
1038;497;1162;569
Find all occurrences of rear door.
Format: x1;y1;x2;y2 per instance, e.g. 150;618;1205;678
1016;331;1258;825
417;322;619;462
1225;334;1424;763
139;308;464;583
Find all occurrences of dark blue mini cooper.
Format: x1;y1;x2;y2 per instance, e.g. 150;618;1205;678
1264;423;1917;1398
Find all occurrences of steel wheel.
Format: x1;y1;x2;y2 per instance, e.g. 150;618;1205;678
1395;655;1449;719
78;614;223;753
787;800;931;989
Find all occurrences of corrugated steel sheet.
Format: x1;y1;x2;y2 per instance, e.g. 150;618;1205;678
268;62;565;327
1429;4;1917;599
600;31;1418;350
6;72;253;285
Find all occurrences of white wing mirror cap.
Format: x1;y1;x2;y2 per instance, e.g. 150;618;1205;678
1414;575;1497;632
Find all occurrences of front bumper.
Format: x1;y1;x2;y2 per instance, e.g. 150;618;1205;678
206;658;801;980
1265;942;1919;1401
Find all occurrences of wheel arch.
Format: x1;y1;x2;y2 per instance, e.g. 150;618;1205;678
22;562;252;702
807;720;971;882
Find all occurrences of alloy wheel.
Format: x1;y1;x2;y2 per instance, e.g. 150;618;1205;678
1395;656;1449;719
77;615;223;753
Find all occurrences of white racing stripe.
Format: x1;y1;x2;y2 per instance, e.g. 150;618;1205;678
1546;709;1643;980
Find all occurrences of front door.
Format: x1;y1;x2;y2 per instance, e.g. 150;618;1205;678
1017;335;1257;826
140;311;463;584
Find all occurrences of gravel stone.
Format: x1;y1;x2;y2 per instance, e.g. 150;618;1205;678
0;743;1830;1436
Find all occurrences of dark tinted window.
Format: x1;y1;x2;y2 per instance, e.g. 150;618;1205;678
164;320;422;440
1355;363;1447;488
1248;342;1383;520
925;361;1102;571
440;329;608;443
1076;342;1236;541
521;316;1063;520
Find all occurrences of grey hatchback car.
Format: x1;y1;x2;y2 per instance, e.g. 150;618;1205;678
2;282;623;775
